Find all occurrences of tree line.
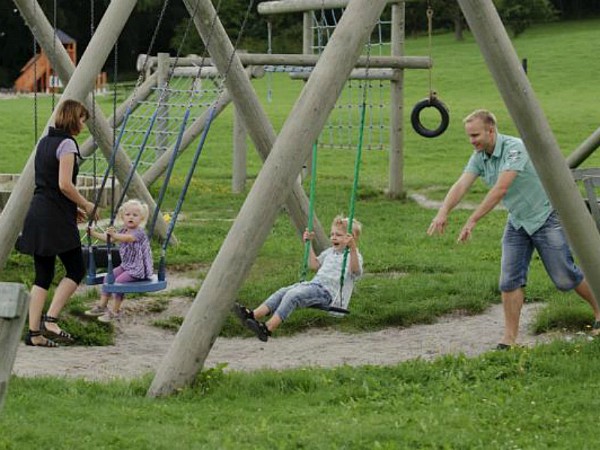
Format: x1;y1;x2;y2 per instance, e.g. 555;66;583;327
0;0;599;89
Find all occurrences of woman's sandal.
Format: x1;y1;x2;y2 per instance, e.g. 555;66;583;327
41;314;74;342
24;330;59;347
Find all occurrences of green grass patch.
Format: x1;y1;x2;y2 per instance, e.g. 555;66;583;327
3;342;600;448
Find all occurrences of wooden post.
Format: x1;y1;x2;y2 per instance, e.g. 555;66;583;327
456;0;600;306
156;52;170;158
388;1;405;198
258;0;398;14
302;11;313;181
0;283;29;414
136;52;431;71
148;0;389;398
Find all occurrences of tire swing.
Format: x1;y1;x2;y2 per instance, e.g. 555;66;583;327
411;5;450;139
411;93;449;138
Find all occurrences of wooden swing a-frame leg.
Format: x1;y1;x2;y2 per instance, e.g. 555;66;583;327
148;0;388;398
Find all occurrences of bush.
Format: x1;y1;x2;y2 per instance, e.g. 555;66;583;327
495;0;558;37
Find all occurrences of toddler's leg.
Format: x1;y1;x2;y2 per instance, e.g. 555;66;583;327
111;269;137;312
85;268;126;317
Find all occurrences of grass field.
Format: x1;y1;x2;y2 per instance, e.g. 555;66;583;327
1;17;600;449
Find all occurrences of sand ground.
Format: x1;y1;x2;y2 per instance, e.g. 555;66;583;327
12;273;562;381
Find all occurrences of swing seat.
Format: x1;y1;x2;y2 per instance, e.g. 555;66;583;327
82;245;122;269
102;274;167;294
86;273;106;286
309;304;350;316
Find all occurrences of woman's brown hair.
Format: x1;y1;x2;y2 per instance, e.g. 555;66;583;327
54;99;89;135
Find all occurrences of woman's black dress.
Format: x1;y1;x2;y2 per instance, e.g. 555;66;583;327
19;127;81;257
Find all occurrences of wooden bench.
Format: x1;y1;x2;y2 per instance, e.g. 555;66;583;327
571;168;600;232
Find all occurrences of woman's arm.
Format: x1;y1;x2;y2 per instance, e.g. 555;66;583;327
58;153;96;217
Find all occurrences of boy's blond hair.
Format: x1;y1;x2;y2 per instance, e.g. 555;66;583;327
118;199;150;228
332;214;362;240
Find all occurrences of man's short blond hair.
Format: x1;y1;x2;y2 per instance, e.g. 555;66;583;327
332;215;362;240
463;109;497;128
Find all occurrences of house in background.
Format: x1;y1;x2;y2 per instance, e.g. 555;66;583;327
14;29;76;93
13;29;106;94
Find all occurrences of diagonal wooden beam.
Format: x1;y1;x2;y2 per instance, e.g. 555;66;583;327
457;0;600;307
148;0;389;398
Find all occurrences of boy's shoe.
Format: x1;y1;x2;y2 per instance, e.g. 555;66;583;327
592;321;600;336
98;310;122;323
244;318;271;342
84;305;108;317
233;303;254;323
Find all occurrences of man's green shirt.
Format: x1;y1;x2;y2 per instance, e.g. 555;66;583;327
464;133;552;234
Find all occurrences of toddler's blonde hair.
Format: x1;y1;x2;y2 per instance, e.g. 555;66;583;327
332;214;362;241
118;199;150;228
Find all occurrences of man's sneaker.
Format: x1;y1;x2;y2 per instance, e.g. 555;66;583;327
84;305;108;317
98;310;122;323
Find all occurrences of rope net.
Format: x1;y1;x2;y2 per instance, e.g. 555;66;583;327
79;74;221;177
312;7;390;151
265;6;393;151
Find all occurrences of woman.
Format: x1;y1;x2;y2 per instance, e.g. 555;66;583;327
19;99;98;347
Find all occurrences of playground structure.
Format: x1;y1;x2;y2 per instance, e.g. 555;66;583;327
2;0;600;399
120;0;428;199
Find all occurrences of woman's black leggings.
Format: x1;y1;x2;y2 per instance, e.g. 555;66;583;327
33;246;85;290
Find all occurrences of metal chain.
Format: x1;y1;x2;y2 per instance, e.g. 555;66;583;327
427;6;434;97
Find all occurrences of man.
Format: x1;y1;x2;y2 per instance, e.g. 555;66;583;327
427;109;600;349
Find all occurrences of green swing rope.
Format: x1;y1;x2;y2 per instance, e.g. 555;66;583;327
300;48;371;309
335;41;372;308
300;142;319;281
336;99;367;303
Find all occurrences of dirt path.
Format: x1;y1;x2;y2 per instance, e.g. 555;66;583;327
12;281;556;381
10;193;558;382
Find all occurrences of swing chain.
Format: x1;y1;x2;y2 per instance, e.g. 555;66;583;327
426;4;435;99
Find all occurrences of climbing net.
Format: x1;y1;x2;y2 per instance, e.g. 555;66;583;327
79;73;221;177
311;7;391;151
264;6;393;151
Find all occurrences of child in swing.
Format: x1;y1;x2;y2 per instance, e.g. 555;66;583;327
85;199;154;323
234;215;363;342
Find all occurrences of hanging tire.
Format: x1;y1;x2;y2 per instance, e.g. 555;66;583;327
411;97;450;138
